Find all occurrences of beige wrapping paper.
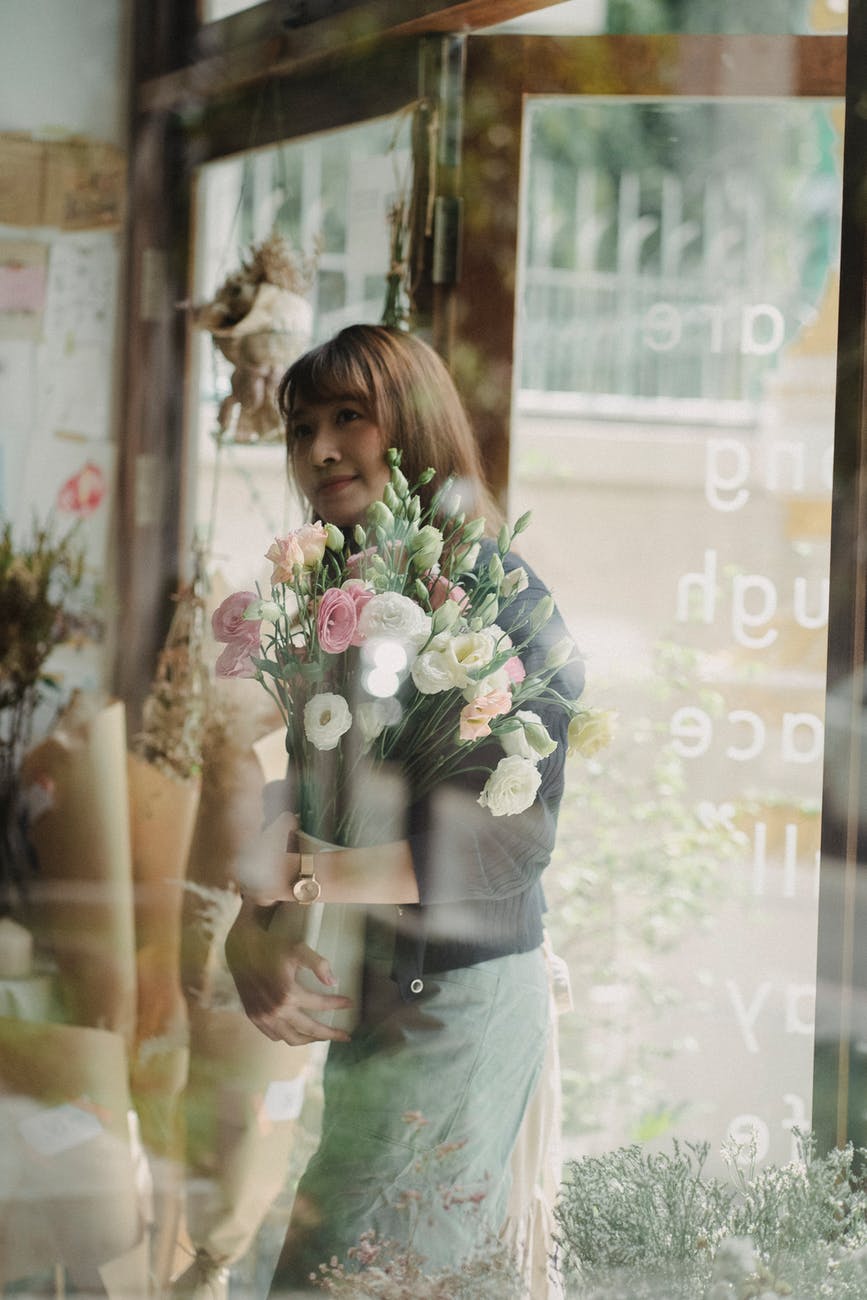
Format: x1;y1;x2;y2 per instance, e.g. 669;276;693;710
183;1003;312;1267
0;1018;146;1291
21;698;137;1045
175;683;312;1277
127;753;202;1289
128;753;201;1051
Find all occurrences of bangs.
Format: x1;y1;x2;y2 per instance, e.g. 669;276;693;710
282;336;378;417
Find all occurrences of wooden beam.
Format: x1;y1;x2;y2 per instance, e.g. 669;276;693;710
137;0;557;111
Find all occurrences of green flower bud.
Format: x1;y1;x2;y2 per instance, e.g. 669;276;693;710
432;599;461;633
418;467;436;485
524;719;558;758
367;500;395;532
545;636;575;671
391;467;409;496
354;524;367;548
325;523;344;551
383;483;401;513
487;553;505;585
460;516;486;546
408;524;444;571
497;523;511;555
513;509;532;535
386;447;402;467
528;594;555;634
470;592;499;628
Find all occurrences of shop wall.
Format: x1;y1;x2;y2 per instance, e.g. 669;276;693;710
0;0;129;701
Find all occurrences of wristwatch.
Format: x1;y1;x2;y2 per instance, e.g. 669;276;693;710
292;852;321;905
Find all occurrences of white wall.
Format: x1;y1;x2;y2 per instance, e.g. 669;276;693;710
0;0;127;144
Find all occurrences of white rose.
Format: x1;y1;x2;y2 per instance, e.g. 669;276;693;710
303;692;352;751
357;592;432;657
412;646;459;695
500;710;557;763
477;754;542;817
356;697;402;745
442;630;496;688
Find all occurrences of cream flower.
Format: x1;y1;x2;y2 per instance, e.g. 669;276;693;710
440;629;496;688
303;692;352;751
567;708;617;758
477;755;542;817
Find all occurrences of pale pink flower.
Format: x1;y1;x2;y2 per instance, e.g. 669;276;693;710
458;688;512;741
215;639;257;678
211;591;260;644
316;587;358;654
504;655;526;683
427;573;468;611
266;534;305;584
296;521;328;566
345;546;377;576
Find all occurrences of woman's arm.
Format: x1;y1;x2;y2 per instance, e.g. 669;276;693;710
234;810;420;908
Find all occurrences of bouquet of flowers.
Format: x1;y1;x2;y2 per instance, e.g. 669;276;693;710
212;450;598;837
212;450;612;1021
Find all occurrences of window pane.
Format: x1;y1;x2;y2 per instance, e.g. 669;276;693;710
511;94;842;1170
485;0;847;35
188;114;411;590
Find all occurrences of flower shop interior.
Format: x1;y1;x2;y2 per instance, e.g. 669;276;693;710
3;1;867;1297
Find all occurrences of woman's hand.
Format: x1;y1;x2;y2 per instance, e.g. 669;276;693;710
225;897;353;1044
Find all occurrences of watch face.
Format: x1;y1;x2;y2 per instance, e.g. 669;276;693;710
293;875;321;905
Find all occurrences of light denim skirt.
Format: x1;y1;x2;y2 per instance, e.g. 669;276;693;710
269;934;549;1292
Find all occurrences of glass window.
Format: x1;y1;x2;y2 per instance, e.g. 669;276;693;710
510;91;842;1170
188;113;412;592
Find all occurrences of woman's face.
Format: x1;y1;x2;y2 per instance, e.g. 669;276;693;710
289;395;391;527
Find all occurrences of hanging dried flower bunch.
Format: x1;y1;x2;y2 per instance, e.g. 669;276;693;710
196;231;319;444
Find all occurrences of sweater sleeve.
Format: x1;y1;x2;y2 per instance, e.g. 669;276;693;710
407;551;584;906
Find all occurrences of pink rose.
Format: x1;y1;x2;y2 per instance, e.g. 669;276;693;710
266;534;305;584
504;655;526;684
212;591;260;644
459;688;512;741
317;587;358;655
427;573;468;611
342;579;375;646
215;640;257;678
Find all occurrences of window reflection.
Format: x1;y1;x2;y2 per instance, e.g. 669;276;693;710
511;95;841;1169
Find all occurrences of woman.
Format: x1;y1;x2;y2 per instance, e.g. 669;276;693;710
225;323;583;1290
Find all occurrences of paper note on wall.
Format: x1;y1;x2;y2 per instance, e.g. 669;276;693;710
0;241;48;340
39;235;118;439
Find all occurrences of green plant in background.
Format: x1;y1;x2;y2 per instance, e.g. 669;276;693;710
554;1132;867;1300
545;640;744;1142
